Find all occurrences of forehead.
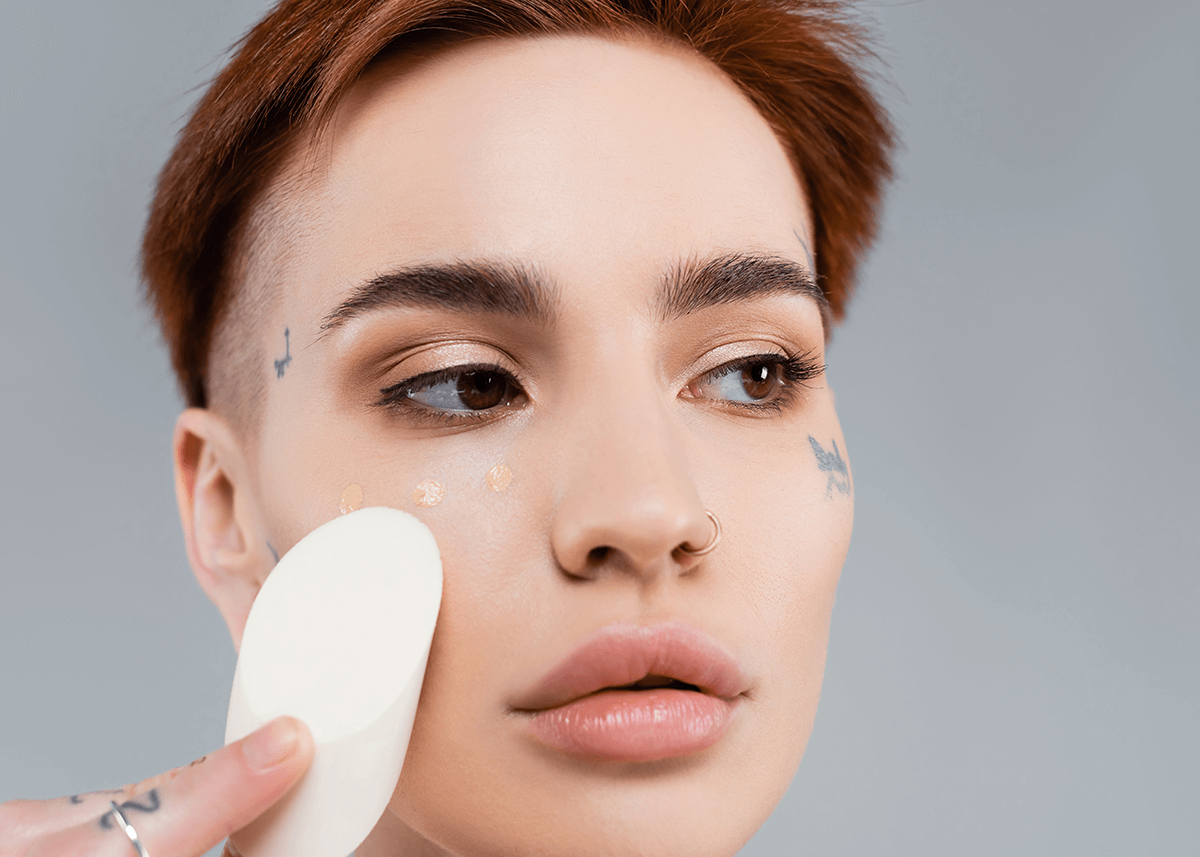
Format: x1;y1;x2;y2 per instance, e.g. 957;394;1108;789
268;33;812;311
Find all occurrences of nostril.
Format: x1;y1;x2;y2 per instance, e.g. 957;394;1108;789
587;546;612;564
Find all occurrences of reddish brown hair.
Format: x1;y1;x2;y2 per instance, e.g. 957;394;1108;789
142;0;895;409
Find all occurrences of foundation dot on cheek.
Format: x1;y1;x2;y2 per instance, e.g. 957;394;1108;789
486;463;513;492
339;483;364;515
412;479;445;507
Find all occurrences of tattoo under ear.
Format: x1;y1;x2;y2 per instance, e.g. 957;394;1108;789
267;541;280;563
809;436;851;498
273;327;293;378
98;789;162;829
793;228;815;273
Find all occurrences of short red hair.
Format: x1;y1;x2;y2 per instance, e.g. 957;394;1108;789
142;0;895;409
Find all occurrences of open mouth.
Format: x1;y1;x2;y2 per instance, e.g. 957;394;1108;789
605;674;702;693
511;622;749;713
514;624;747;761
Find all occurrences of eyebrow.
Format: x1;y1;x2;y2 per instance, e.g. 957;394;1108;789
319;262;559;333
318;252;826;334
656;253;828;325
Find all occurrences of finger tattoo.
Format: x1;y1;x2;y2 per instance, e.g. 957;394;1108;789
97;789;162;829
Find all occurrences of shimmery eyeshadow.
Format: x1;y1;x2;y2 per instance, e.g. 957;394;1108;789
486;463;513;493
412;479;445;507
339;483;364;515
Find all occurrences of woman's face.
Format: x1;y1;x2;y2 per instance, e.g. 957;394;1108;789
230;33;852;857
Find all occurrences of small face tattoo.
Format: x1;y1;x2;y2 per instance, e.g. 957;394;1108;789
273;327;293;378
809;436;851;498
793;227;815;273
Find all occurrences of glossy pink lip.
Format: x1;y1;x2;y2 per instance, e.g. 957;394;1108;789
511;622;750;761
510;622;750;712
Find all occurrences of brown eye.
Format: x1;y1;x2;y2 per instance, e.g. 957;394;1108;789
740;362;781;400
456;371;510;410
396;365;526;413
688;355;796;408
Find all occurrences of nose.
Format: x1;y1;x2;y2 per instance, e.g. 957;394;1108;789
549;379;715;581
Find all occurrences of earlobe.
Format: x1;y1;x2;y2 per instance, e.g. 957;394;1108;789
173;408;272;650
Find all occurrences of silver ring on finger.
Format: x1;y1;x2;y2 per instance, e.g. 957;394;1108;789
108;801;151;857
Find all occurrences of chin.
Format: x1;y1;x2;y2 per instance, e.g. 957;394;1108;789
388;708;808;857
398;791;778;857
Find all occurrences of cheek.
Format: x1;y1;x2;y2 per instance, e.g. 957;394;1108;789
257;394;521;554
715;418;852;708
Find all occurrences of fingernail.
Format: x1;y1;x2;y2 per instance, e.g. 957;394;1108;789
242;717;300;772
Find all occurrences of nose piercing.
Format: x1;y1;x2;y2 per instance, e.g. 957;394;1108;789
678;510;721;557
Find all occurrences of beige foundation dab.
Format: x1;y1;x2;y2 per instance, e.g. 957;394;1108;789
486;463;513;492
339;483;364;515
412;479;445;507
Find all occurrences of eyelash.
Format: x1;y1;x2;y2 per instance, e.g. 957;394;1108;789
372;351;825;425
374;362;519;426
695;350;825;415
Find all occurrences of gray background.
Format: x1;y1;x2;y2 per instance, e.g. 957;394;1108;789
2;1;1196;854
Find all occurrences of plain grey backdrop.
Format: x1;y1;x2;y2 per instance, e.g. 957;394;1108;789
2;1;1196;854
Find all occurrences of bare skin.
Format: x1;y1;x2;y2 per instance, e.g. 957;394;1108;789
5;32;853;857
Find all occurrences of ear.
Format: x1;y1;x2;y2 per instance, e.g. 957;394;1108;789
173;408;273;652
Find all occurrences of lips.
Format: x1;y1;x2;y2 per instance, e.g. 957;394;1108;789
510;621;749;712
509;622;751;762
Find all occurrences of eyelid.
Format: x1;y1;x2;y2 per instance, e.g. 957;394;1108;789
696;353;781;385
379;338;522;377
375;338;532;399
686;338;791;377
395;362;517;394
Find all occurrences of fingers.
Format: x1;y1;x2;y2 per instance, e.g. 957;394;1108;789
23;717;313;857
4;754;219;845
23;756;210;836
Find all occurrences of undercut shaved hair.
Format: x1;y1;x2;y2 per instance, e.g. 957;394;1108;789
142;0;896;430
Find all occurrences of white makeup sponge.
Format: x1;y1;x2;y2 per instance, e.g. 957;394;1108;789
225;507;443;857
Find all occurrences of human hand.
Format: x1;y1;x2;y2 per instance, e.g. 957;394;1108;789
1;715;313;857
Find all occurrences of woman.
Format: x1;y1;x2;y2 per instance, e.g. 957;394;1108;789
4;1;893;854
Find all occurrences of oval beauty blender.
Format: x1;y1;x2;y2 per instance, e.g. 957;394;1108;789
224;507;443;857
